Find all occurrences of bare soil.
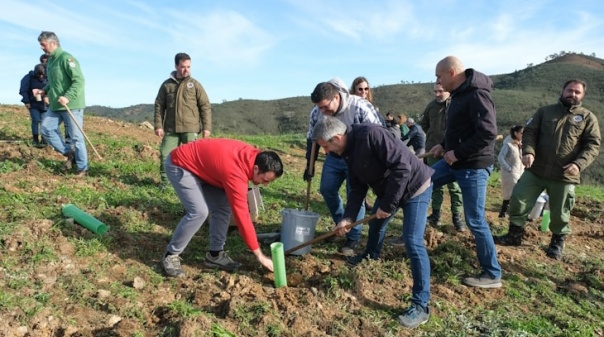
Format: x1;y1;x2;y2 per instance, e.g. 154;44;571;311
1;106;603;336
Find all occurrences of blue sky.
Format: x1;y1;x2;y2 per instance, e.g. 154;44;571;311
1;0;603;108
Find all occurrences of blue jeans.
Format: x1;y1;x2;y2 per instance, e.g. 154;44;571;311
359;184;433;307
28;108;44;135
319;154;365;241
41;108;88;171
431;160;501;279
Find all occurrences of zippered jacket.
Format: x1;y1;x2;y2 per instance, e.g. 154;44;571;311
523;100;600;184
444;69;497;169
44;47;86;111
154;71;211;133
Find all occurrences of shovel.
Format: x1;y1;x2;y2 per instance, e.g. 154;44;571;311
284;214;377;255
304;141;317;210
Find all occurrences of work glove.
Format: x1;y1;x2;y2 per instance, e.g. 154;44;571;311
303;166;314;182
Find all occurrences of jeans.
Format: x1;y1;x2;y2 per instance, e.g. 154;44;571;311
360;184;433;307
164;154;232;254
319;154;365;241
431;160;501;279
41;108;88;171
159;132;198;182
28;108;44;135
426;157;463;214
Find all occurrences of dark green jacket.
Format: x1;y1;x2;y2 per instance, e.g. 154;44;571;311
44;47;86;111
154;72;211;133
523;100;601;184
420;98;449;150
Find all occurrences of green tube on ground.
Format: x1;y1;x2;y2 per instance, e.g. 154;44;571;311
270;242;287;288
62;204;108;235
541;209;551;232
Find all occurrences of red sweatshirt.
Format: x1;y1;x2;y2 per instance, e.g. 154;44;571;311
170;138;260;251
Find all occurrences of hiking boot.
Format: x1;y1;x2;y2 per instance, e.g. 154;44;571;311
546;234;566;260
61;151;75;172
346;253;370;268
386;237;406;248
427;210;441;227
397;303;430;328
75;170;88;178
162;253;185;278
339;239;359;256
452;213;466;232
462;272;502;288
204;251;241;271
498;200;510;218
493;224;524;246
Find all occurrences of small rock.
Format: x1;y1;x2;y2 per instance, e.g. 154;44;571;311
108;315;122;326
16;326;28;336
132;277;145;289
97;289;111;299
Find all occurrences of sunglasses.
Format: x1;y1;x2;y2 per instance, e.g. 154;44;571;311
357;87;370;92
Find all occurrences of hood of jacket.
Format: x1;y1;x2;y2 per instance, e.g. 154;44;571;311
328;77;352;116
452;68;493;96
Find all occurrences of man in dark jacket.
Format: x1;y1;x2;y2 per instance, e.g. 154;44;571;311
419;84;464;231
494;79;601;260
402;118;426;155
312;116;433;329
427;56;502;289
19;62;48;147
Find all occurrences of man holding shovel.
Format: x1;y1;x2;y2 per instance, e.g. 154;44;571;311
304;78;383;256
33;31;88;177
312;116;434;328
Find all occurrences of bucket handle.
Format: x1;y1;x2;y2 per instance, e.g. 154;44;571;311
284;214;377;255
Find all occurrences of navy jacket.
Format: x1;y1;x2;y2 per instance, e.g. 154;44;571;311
342;123;434;218
445;69;497;169
19;71;48;112
402;123;426;150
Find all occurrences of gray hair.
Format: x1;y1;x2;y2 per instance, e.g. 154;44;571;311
311;116;347;142
38;31;60;47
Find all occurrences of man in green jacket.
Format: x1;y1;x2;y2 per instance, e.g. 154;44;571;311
154;53;212;184
494;79;601;259
34;31;88;177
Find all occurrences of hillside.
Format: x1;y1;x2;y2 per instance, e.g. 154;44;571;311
1;105;604;336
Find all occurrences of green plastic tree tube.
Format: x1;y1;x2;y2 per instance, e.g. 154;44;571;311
541;209;551;232
270;242;287;288
62;204;108;235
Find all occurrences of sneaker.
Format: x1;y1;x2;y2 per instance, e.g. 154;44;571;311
462;272;502;288
204;251;241;271
398;304;430;328
61;152;75;172
339;239;359;256
386;237;406;248
162;253;185;278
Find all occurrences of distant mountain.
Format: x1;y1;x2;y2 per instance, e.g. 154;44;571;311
87;52;604;136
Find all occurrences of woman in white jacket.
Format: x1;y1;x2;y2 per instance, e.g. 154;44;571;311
498;125;524;218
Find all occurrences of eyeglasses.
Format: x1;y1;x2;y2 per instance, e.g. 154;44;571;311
316;97;335;111
357;87;370;92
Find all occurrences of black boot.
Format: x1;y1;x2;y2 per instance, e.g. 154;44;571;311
427;209;441;227
452;213;466;232
493;223;524;246
498;200;510;218
546;234;566;260
32;134;42;147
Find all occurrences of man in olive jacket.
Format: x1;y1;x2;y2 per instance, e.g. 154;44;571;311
494;79;601;260
154;52;212;184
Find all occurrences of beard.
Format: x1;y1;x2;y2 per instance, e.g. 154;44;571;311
560;95;581;106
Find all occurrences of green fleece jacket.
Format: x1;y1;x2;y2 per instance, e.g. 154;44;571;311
154;72;212;133
523;100;601;184
44;47;86;111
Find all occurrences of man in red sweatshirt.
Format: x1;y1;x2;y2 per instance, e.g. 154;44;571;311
161;138;284;277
